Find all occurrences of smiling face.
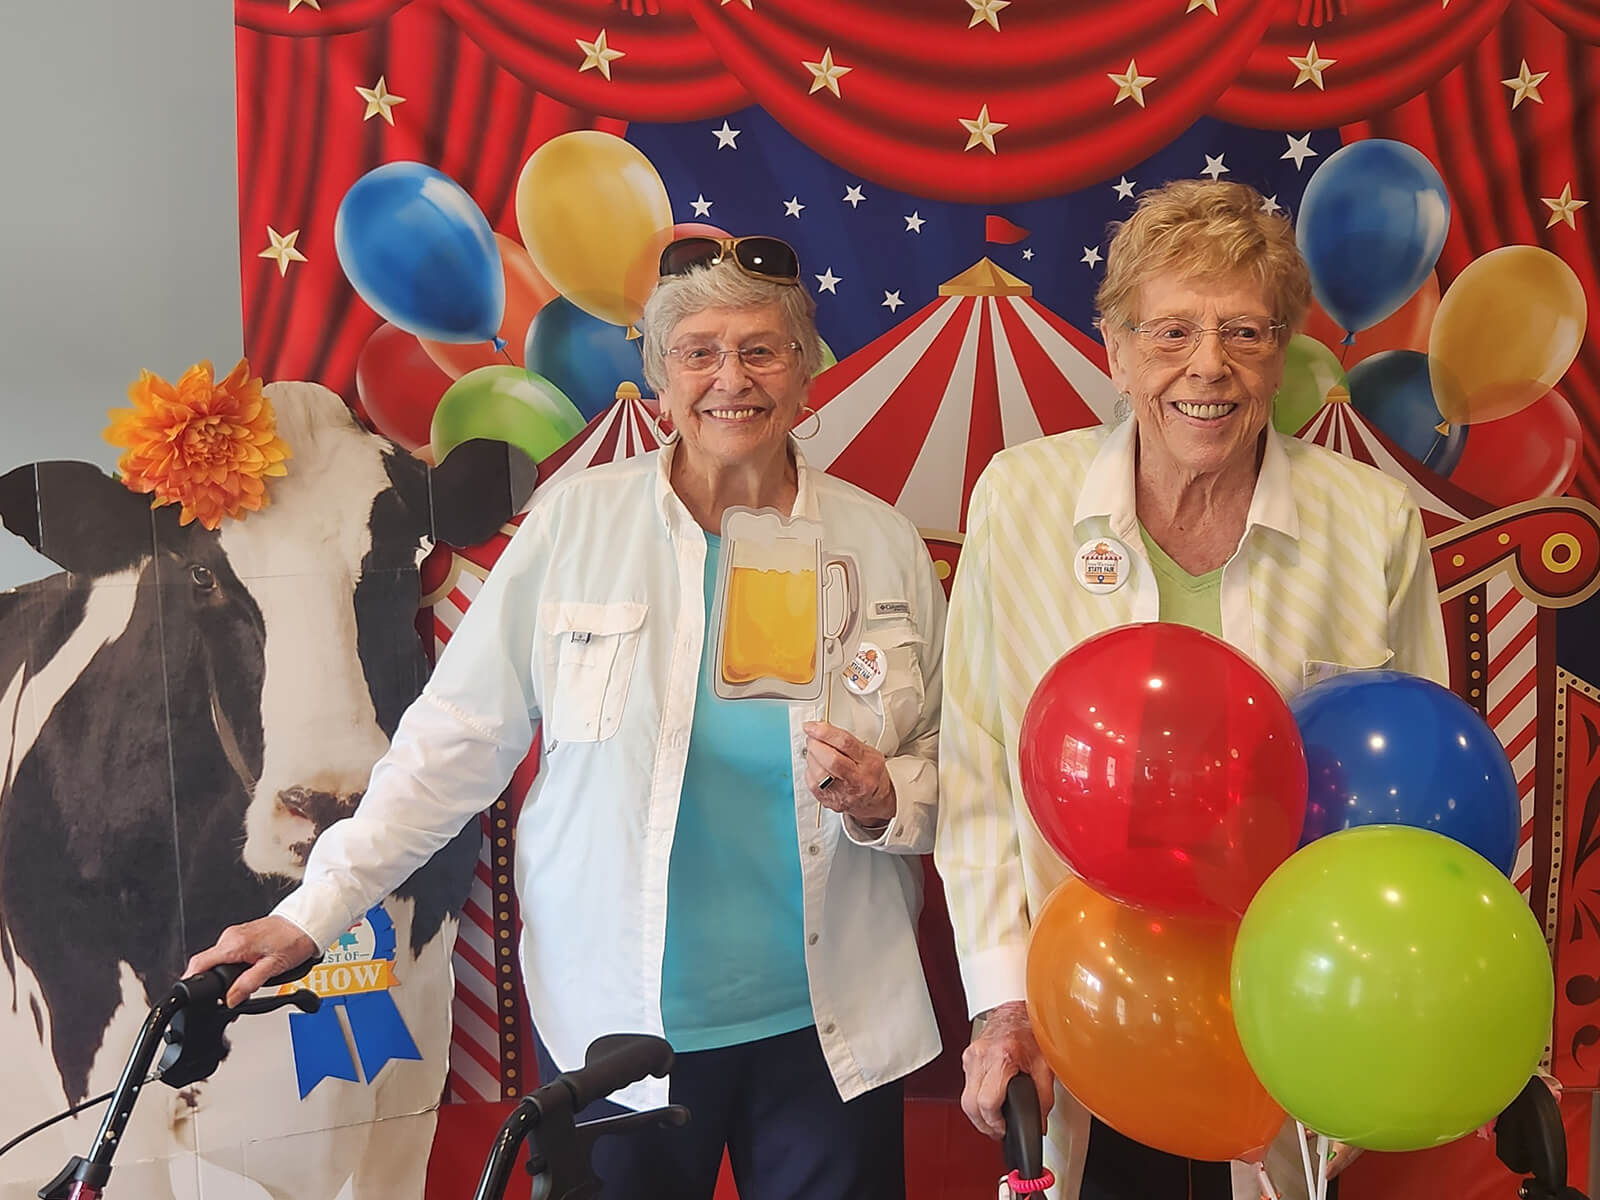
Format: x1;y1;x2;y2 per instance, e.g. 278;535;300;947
658;302;808;473
1104;272;1288;482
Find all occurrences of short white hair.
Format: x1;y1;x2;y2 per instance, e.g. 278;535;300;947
640;258;822;393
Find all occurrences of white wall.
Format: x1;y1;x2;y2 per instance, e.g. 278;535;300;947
0;0;242;588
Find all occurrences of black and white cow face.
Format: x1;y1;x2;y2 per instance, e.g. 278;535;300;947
0;380;523;1102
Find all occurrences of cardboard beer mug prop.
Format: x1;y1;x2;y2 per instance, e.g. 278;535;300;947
711;508;859;701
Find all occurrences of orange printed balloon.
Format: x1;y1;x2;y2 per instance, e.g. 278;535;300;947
1026;877;1284;1163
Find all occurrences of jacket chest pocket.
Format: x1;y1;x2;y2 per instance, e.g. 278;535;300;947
836;620;926;753
541;601;647;744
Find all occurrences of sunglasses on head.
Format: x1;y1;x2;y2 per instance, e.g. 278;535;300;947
658;236;802;286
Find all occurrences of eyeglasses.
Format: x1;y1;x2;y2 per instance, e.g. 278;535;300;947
665;341;802;375
1127;316;1287;359
658;236;802;286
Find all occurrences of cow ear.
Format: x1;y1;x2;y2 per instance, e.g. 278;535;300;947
0;461;158;575
425;440;537;548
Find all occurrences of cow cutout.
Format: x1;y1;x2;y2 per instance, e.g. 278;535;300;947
0;382;529;1198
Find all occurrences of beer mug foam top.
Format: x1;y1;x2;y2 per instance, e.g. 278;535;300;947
711;508;858;702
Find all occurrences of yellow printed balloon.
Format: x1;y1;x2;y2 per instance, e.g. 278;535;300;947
515;132;673;329
1428;245;1587;425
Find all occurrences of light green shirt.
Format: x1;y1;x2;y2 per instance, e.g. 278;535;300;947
1137;522;1224;638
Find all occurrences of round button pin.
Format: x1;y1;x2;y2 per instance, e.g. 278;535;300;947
1075;537;1130;594
841;641;887;695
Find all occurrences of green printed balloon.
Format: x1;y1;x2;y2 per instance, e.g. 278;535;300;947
1273;334;1348;436
430;366;585;465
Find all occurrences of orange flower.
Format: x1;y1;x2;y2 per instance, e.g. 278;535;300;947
104;358;291;531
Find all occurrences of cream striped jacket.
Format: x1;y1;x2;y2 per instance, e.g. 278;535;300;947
936;418;1449;1196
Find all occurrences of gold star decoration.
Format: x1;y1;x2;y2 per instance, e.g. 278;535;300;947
1108;59;1157;107
287;0;320;10
1186;0;1218;12
720;0;753;6
967;0;1011;30
354;77;405;125
1542;183;1589;230
959;103;1008;153
577;30;625;81
258;227;307;277
1501;59;1550;109
1290;42;1336;90
803;48;853;97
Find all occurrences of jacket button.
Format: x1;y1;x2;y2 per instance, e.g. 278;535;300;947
807;844;820;856
808;933;820;946
822;1022;836;1036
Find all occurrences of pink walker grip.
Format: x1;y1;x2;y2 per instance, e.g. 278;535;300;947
1007;1168;1055;1194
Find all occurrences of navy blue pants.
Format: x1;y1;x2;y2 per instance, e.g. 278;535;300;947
1081;1119;1340;1199
535;1026;905;1200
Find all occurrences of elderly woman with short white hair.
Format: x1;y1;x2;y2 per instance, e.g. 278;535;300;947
190;234;947;1199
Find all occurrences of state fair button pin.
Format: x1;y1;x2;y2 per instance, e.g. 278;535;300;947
842;642;887;695
1075;537;1129;594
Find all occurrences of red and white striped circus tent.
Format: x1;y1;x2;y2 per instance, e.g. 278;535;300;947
807;258;1121;535
422;382;661;1103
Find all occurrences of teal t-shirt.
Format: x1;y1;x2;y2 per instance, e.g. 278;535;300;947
659;531;814;1051
1138;523;1225;637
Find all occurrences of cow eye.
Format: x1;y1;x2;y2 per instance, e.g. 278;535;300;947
190;565;216;590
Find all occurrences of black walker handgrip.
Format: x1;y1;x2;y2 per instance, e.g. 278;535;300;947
557;1034;675;1112
173;956;321;1008
1002;1073;1046;1184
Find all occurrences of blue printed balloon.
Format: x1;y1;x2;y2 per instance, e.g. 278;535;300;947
1292;670;1519;875
525;296;647;422
335;162;505;345
1297;140;1450;338
1347;351;1467;474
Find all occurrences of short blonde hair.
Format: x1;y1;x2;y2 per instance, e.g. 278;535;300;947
1096;180;1312;332
640;258;822;393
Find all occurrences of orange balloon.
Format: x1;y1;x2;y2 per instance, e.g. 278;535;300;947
420;234;557;378
1026;878;1285;1162
1302;272;1440;367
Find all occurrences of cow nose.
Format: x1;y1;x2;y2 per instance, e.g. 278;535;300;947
277;785;362;833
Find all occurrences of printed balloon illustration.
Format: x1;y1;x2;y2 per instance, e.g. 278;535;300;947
355;322;454;456
1428;245;1588;426
1274;334;1348;436
1347;351;1466;475
335;162;505;345
430;366;586;466
1303;273;1441;367
1296;140;1450;338
420;235;559;379
525;297;648;422
1448;389;1583;505
515;132;673;329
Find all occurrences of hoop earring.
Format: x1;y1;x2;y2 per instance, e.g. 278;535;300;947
791;406;821;440
650;411;680;446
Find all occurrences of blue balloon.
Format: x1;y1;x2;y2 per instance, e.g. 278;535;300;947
1291;670;1518;875
1348;350;1467;474
1296;139;1450;337
335;162;504;345
525;297;647;422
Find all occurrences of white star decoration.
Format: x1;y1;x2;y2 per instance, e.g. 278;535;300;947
803;47;852;97
1109;59;1156;107
1502;60;1550;109
1201;153;1229;180
784;197;805;218
905;212;926;233
882;290;905;312
815;268;842;294
967;0;1010;30
1290;42;1336;90
1542;183;1589;229
355;77;405;125
577;30;625;81
1081;246;1103;267
1113;176;1136;200
259;226;307;276
713;120;741;148
1282;133;1318;169
843;185;866;208
959;103;1007;153
1260;195;1282;215
690;195;713;217
1022;248;1034;260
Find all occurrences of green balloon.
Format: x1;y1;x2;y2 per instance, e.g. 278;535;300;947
1231;826;1552;1151
814;336;838;377
1273;334;1348;436
430;366;585;466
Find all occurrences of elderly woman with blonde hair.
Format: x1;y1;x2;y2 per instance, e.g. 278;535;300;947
936;180;1448;1198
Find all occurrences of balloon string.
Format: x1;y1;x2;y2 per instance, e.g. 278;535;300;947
1296;1122;1316;1199
1254;1161;1282;1200
1315;1132;1330;1200
499;343;514;366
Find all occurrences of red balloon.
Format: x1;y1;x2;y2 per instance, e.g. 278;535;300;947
1018;623;1306;918
1447;389;1583;506
1303;272;1440;368
356;321;453;453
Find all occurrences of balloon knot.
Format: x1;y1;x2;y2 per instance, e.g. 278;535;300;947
491;335;508;352
1341;331;1355;346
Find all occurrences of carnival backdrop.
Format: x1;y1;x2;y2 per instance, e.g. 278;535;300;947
3;0;1600;1198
